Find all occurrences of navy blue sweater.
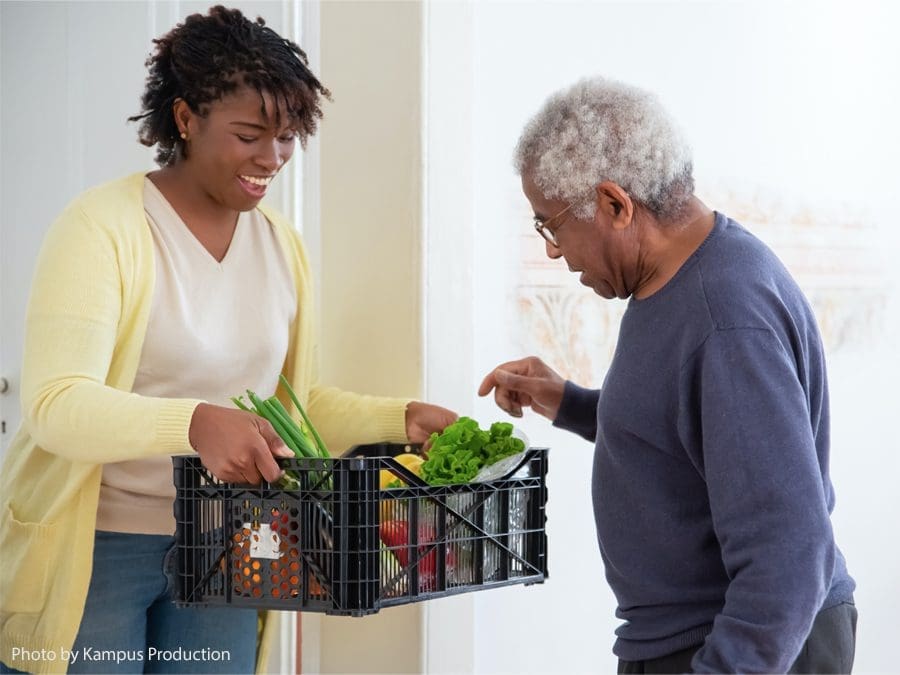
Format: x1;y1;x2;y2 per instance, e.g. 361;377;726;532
554;212;854;673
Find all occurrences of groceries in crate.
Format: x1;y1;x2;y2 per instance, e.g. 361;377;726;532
380;544;407;594
420;417;526;485
231;375;331;489
172;445;548;615
380;452;425;489
378;417;527;490
380;518;457;592
375;417;528;594
230;507;324;600
186;400;541;607
379;453;425;521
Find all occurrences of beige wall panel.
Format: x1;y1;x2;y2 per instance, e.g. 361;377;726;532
315;2;424;672
317;0;423;399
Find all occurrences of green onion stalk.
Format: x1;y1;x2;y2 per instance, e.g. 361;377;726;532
231;376;332;490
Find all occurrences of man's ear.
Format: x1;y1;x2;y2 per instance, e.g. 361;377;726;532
594;181;634;230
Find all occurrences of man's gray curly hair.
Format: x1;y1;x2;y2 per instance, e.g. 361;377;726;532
514;76;694;220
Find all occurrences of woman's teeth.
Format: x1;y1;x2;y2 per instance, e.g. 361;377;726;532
240;175;273;186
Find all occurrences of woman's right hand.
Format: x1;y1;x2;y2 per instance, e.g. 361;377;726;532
478;356;566;421
188;403;294;484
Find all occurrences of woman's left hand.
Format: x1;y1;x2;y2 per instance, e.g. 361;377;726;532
405;401;458;443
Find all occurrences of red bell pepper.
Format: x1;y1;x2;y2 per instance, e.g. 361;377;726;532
380;519;456;591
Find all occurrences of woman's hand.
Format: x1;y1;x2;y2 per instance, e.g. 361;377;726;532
405;401;458;444
478;356;566;421
188;403;294;484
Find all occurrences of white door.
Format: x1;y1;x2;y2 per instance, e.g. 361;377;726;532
0;0;302;457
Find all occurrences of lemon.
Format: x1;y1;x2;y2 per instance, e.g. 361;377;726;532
379;453;424;490
394;453;424;476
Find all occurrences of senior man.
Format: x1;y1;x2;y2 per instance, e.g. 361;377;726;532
480;77;856;674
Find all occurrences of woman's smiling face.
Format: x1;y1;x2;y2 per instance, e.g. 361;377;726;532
175;85;297;212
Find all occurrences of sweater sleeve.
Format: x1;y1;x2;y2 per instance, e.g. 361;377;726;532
307;385;411;455
683;328;834;674
553;381;600;442
20;202;202;463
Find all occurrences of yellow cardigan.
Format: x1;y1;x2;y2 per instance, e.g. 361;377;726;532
0;173;411;674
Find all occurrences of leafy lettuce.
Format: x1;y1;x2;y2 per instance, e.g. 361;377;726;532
421;417;525;485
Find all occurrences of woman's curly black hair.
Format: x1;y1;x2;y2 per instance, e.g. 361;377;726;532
129;5;331;166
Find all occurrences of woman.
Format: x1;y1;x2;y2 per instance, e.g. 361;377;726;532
0;6;455;674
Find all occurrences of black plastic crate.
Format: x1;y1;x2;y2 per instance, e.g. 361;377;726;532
172;443;548;616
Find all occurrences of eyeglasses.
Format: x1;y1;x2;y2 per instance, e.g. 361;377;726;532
533;202;575;248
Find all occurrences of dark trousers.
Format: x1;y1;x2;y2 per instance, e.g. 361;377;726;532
618;602;858;674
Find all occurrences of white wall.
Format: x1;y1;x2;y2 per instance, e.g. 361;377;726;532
425;1;900;673
0;0;158;455
422;3;478;673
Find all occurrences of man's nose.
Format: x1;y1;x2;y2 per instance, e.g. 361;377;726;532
545;239;563;259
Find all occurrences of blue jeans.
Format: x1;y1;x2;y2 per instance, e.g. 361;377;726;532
2;531;257;674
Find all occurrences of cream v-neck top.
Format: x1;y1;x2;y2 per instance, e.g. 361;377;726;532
96;178;297;534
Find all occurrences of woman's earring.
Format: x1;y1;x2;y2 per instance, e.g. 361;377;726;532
180;131;188;140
